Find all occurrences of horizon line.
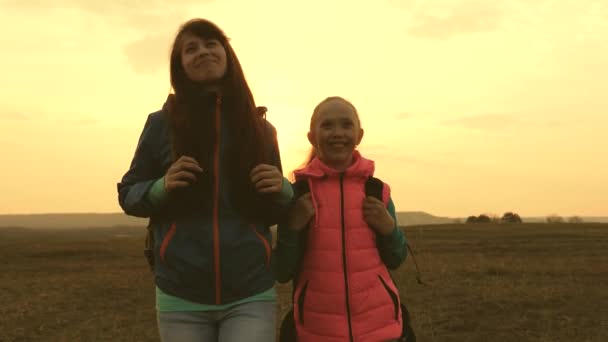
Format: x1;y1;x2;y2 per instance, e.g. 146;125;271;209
0;211;606;218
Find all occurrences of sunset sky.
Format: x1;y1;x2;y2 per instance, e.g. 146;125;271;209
1;0;606;217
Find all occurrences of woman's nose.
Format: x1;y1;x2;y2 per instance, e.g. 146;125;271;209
196;44;211;57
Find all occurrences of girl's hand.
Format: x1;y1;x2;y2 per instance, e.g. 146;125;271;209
363;197;395;236
164;156;203;193
287;193;315;231
250;164;283;193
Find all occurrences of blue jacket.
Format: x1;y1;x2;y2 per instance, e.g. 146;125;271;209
117;97;289;305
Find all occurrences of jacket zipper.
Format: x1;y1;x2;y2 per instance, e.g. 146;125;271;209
160;223;177;266
252;226;271;267
340;173;354;342
213;95;222;304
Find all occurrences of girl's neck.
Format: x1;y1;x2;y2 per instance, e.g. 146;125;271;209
320;156;353;172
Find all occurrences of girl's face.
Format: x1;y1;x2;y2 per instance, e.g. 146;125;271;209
308;100;364;171
180;32;227;84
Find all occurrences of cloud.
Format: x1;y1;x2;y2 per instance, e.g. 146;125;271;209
544;120;569;128
2;1;213;31
2;0;214;74
0;108;102;125
2;0;211;16
387;0;418;9
408;1;505;39
64;118;101;126
0;113;29;120
441;114;585;131
292;147;312;156
361;145;391;153
398;0;607;41
395;112;413;120
123;33;174;75
441;114;523;130
374;151;446;168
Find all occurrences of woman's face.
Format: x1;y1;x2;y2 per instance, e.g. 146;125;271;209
180;32;227;84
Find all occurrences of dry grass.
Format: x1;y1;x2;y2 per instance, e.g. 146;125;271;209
1;223;607;341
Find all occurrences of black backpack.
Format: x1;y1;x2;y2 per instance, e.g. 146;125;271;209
279;177;417;342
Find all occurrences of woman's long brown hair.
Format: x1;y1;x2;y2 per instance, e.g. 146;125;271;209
167;19;270;218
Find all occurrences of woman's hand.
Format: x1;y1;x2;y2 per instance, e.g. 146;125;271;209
363;197;395;236
164;156;203;193
250;164;283;194
287;193;315;231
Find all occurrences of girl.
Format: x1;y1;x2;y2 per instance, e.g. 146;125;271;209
117;19;292;342
274;96;408;342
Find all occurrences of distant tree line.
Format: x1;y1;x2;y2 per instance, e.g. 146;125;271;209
546;214;584;224
463;212;584;224
465;212;522;224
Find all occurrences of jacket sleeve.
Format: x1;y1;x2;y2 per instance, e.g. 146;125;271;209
262;120;293;223
117;114;165;218
266;121;283;174
272;222;305;283
271;179;309;283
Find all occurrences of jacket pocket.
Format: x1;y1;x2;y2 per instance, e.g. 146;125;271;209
251;225;271;268
160;223;177;267
297;281;309;324
379;275;400;320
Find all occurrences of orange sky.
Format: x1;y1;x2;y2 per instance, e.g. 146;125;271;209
0;0;606;217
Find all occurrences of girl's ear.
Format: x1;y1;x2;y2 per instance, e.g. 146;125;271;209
356;128;364;145
307;131;316;147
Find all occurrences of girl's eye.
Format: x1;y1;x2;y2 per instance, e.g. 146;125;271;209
207;41;218;48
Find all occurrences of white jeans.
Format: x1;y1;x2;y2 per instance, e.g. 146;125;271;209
157;300;277;342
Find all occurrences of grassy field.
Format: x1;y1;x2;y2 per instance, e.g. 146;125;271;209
1;223;607;341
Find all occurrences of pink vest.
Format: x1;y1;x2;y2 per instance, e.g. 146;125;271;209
293;151;403;342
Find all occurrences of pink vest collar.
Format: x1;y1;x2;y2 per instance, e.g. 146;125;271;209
295;150;375;180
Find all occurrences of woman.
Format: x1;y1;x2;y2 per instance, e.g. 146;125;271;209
117;18;292;342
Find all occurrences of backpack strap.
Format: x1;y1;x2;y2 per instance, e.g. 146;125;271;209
292;179;310;199
366;176;426;287
365;176;383;201
365;176;390;206
366;176;422;340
